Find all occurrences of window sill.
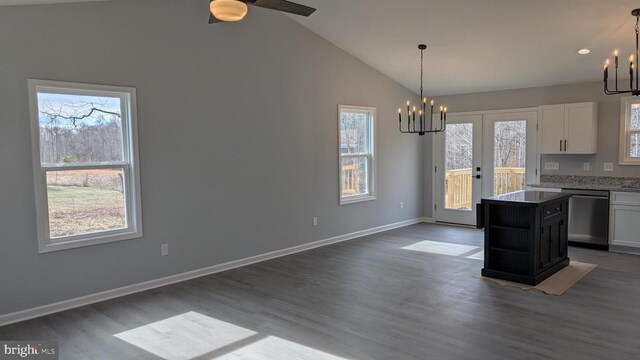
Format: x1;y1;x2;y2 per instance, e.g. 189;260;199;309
619;159;640;166
340;195;376;206
39;229;143;253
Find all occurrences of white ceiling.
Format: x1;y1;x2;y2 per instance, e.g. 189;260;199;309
3;0;640;96
290;0;640;95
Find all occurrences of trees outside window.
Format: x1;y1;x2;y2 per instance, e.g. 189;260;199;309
339;106;376;205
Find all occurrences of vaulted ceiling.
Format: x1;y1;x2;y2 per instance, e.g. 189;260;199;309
3;0;639;96
289;0;640;95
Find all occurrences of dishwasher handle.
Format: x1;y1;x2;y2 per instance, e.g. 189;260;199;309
570;194;609;199
561;189;610;198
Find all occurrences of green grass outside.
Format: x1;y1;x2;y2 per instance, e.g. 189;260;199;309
47;186;126;238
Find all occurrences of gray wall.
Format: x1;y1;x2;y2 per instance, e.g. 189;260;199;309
0;0;422;315
423;81;640;218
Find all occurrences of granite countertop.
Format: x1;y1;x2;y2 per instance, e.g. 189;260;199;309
484;190;572;204
529;175;640;193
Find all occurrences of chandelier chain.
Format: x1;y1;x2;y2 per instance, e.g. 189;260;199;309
420;48;424;99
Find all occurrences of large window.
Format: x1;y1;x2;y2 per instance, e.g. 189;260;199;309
28;80;142;253
620;97;640;165
339;105;376;205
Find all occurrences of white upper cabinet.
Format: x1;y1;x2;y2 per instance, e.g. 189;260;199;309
539;105;565;154
539;102;598;154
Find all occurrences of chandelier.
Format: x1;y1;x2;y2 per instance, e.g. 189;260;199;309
604;9;640;96
399;44;447;136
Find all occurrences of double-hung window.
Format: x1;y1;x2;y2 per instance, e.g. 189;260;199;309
339;105;376;204
28;80;142;253
620;96;640;165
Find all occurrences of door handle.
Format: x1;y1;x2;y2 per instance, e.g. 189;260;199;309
475;175;482;179
560;140;563;152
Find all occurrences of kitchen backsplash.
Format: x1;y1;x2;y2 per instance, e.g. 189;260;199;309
540;175;640;187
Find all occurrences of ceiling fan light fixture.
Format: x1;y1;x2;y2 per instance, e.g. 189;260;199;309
210;0;248;22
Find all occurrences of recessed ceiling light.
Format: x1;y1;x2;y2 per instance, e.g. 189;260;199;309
577;49;591;55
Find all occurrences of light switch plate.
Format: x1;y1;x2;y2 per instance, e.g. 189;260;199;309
544;162;560;170
583;162;590;171
604;163;614;172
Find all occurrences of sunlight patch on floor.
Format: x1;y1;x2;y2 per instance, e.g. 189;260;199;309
466;250;484;260
215;335;348;360
402;240;479;256
114;311;349;360
114;311;256;359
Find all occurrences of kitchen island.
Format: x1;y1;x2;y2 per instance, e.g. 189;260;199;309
478;191;572;285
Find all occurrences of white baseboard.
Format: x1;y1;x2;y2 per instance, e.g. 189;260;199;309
0;217;429;327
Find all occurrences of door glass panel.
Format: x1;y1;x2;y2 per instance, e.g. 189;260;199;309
494;120;526;196
445;123;473;210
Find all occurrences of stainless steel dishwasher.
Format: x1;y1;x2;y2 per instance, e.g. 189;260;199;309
561;189;609;250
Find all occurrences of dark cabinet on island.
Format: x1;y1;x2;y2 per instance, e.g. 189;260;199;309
477;191;572;285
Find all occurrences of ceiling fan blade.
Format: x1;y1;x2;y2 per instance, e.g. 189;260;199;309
248;0;316;17
208;13;223;23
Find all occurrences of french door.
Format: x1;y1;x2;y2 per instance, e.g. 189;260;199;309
435;115;483;225
435;111;538;226
482;112;538;199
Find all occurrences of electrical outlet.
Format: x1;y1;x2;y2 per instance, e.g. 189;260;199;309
583;162;590;171
544;162;560;170
161;244;169;256
604;163;614;172
400;201;404;210
313;217;318;226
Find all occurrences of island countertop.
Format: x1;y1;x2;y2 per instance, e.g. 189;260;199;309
482;190;572;204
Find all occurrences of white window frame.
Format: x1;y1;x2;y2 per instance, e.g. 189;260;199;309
28;79;143;253
619;96;640;165
338;105;376;205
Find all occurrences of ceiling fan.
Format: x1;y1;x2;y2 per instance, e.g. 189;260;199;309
209;0;316;23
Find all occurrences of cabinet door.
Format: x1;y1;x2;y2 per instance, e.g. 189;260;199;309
610;204;640;248
565;103;597;154
539;105;565;154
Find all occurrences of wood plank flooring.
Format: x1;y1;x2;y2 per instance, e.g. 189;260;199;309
1;223;639;359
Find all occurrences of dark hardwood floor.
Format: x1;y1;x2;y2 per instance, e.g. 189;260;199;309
1;223;639;359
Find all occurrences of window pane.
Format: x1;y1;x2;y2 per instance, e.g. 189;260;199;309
445;123;473;210
341;157;368;196
47;169;126;238
631;104;640;130
630;132;640;158
37;92;124;164
339;111;368;154
494;120;526;196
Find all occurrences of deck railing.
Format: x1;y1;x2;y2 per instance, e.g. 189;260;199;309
445;167;526;209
